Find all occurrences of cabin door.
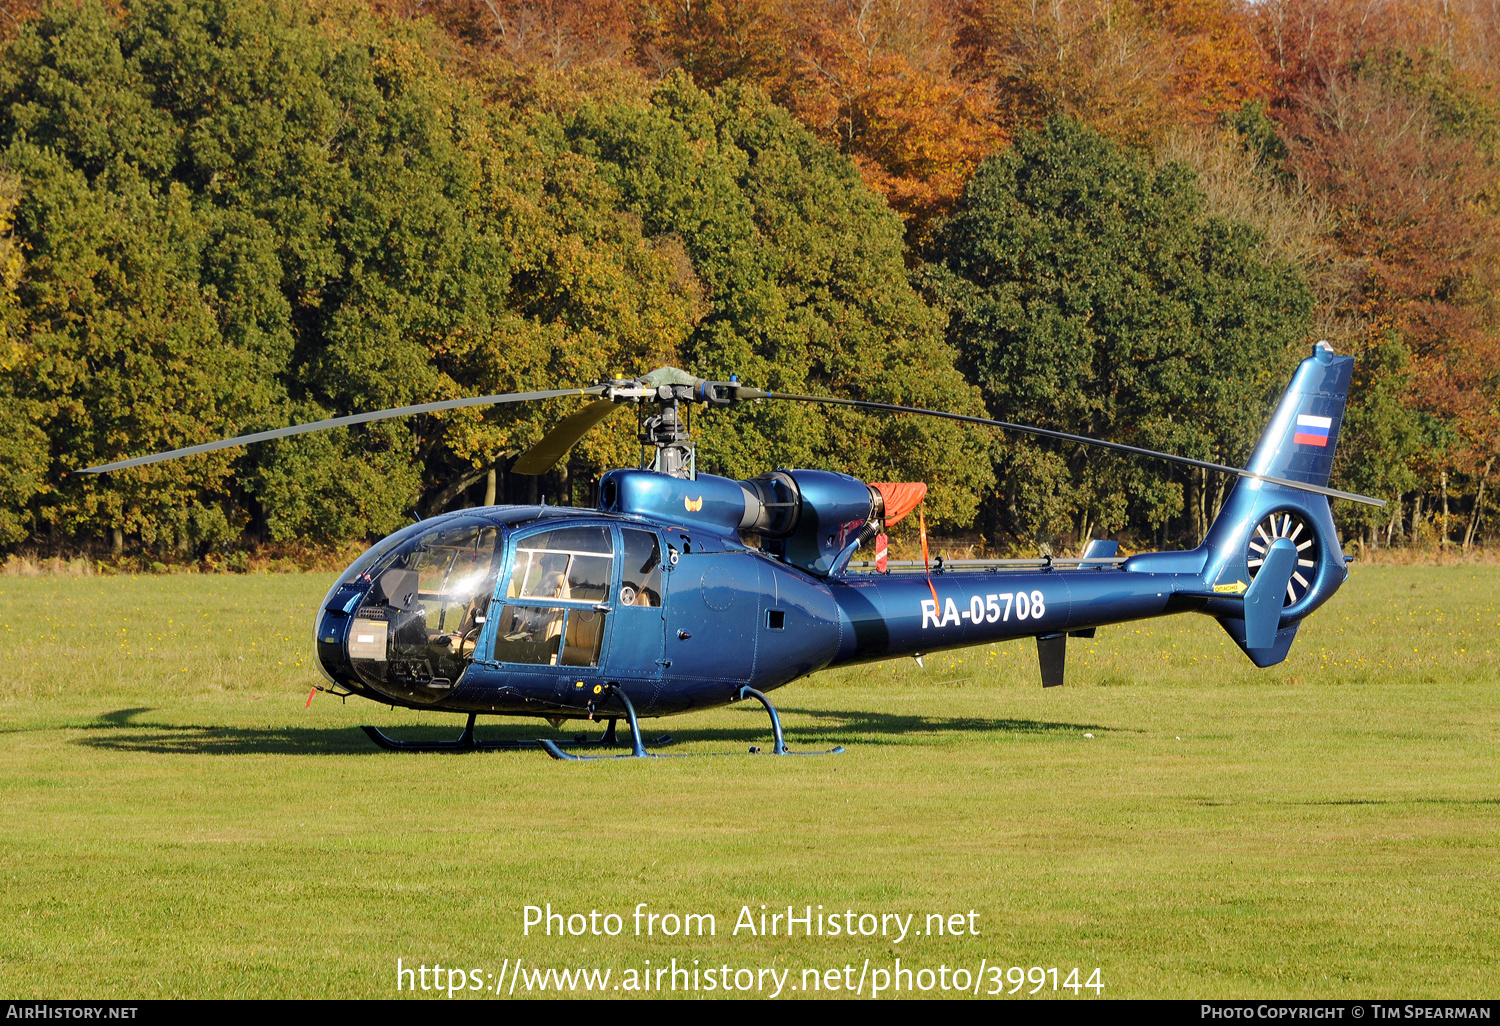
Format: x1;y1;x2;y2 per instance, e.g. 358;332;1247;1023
487;525;614;674
602;527;666;684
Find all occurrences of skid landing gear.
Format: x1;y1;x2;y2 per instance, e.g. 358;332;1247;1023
361;711;672;753
737;686;845;756
542;684;845;760
363;685;842;759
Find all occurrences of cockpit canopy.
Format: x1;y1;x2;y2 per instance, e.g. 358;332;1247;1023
318;510;668;705
339;516;505;704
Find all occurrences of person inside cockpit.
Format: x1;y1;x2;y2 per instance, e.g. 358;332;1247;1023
436;594;490;658
503;570;566;641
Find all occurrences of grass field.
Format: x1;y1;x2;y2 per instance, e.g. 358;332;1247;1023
1;564;1496;999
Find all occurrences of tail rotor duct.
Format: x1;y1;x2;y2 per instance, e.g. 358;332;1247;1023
1247;512;1319;605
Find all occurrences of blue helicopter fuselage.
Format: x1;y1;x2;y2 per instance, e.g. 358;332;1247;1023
312;479;1342;720
314;345;1355;721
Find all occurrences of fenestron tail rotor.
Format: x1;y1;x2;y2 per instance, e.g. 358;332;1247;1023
1248;511;1320;604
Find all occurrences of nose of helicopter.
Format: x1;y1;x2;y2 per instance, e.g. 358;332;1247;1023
315;516;506;704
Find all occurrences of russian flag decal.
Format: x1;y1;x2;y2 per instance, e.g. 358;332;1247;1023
1294;414;1332;447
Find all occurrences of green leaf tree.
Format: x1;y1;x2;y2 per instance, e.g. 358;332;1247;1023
928;117;1315;548
0;172;47;546
566;74;993;525
0;0;694;549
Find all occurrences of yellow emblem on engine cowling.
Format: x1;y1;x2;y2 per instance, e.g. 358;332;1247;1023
684;495;703;512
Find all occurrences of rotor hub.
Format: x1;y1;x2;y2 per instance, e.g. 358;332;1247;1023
639;403;694;478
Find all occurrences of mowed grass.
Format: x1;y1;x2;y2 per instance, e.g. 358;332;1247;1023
0;565;1496;999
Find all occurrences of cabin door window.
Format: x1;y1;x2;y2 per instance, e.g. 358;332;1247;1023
492;525;614;668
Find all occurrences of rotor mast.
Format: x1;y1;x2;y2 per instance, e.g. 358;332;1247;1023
593;371;740;481
639;391;695;479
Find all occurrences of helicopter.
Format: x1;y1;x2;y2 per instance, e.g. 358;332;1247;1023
82;342;1382;759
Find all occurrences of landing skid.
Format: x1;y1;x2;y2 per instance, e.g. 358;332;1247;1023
541;684;845;760
361;713;673;753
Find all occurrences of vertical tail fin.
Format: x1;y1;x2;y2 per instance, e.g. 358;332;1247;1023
1241;340;1353;491
1202;342;1355;667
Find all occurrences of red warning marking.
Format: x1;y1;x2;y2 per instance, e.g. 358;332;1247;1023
306;688;316;709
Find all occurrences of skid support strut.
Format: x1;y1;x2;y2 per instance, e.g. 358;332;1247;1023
535;685;846;761
737;687;788;754
737;686;845;756
361;709;669;753
541;685;651;760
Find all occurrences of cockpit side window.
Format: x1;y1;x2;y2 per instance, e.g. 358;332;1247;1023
620;529;662;608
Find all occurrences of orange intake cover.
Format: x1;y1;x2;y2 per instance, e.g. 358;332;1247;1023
870;482;927;527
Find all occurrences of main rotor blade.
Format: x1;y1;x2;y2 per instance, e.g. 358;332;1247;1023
752;391;1385;508
511;400;623;475
77;387;602;474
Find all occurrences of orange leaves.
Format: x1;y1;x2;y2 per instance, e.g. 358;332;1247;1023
369;0;1281;231
1151;0;1269;120
957;0;1267;144
630;0;798;83
690;1;1006;232
372;0;636;70
624;1;1003;232
783;31;1005;235
1254;1;1500;471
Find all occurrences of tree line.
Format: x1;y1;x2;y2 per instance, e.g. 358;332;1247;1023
0;0;1495;560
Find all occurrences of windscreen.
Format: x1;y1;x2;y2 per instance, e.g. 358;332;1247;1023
346;518;504;704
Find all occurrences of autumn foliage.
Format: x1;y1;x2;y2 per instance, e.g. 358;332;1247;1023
1246;0;1500;543
0;0;1496;557
311;0;1500;549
